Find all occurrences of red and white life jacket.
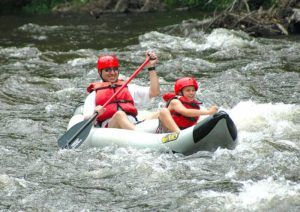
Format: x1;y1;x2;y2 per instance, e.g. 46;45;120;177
165;94;201;129
87;80;138;122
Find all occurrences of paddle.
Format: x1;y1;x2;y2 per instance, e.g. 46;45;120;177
58;57;151;149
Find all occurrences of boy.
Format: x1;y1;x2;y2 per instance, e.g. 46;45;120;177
157;77;218;133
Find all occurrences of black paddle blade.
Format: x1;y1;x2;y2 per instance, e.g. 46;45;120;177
57;119;94;149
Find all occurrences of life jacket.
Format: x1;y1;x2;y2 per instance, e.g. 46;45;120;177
87;80;138;122
164;93;201;130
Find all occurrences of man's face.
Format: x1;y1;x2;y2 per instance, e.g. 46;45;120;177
99;67;119;82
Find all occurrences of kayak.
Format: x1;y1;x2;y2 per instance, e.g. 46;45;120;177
65;105;238;155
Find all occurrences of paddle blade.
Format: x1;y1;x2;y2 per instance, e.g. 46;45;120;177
57;119;94;149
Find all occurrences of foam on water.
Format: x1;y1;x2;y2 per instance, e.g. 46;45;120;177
205;28;257;50
223;100;300;153
228;177;300;210
18;23;62;33
229;100;299;132
0;46;41;59
140;28;257;53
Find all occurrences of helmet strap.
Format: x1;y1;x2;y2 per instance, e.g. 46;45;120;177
98;70;106;82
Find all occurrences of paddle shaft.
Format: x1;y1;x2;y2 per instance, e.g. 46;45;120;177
64;57;150;148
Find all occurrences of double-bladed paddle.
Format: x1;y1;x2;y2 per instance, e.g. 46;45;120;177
58;57;151;149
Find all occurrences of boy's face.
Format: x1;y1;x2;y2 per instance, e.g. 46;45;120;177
182;86;196;100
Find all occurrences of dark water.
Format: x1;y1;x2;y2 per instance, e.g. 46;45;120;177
0;12;299;211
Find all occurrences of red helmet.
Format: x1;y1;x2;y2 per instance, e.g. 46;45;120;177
174;77;198;95
97;55;119;70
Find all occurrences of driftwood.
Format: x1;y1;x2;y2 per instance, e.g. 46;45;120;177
206;0;300;36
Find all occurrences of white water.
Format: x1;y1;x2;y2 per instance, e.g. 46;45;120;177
0;13;299;211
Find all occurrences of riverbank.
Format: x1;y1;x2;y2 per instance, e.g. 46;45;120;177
49;0;300;37
1;0;299;37
206;0;300;36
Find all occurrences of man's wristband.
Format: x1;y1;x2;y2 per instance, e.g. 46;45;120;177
148;67;156;71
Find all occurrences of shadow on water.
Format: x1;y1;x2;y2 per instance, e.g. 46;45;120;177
0;11;207;51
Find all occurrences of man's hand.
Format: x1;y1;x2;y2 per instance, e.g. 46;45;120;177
145;50;157;69
95;105;106;116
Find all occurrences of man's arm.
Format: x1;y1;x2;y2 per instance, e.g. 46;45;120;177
145;51;160;98
149;70;160;98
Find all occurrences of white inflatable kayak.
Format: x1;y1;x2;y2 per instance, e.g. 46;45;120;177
64;105;237;155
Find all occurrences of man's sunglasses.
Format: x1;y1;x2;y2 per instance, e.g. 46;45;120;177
103;67;119;73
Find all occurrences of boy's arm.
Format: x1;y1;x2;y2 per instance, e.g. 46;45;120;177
169;100;218;117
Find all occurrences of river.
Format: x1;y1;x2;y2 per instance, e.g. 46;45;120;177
0;12;299;211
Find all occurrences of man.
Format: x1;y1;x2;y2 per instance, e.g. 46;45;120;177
83;51;159;130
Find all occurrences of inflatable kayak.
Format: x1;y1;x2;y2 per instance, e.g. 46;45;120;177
63;105;238;155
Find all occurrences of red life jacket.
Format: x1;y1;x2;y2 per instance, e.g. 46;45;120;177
165;94;201;129
87;80;138;122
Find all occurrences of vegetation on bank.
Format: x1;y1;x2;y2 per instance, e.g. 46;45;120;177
0;0;88;14
164;0;233;10
0;0;280;14
165;0;278;10
22;0;89;13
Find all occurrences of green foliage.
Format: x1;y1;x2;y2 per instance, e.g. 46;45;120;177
204;0;234;10
22;0;89;14
262;0;279;9
164;0;234;11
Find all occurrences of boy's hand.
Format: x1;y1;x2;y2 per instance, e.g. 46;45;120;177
210;106;218;114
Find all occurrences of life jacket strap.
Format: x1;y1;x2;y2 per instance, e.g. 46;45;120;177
94;84;125;91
